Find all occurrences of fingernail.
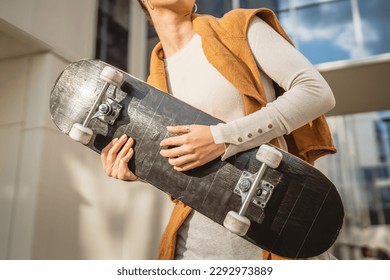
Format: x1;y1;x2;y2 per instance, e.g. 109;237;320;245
166;126;173;130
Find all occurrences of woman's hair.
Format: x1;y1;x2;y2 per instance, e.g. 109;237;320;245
136;0;152;23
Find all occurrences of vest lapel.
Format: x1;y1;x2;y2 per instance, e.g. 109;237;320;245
147;42;169;92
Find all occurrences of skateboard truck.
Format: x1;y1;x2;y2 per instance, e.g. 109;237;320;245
69;66;124;144
234;172;275;209
223;145;282;236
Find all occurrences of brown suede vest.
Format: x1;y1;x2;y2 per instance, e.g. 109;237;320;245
147;8;336;260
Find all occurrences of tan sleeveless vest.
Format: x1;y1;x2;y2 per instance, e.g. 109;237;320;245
147;8;336;260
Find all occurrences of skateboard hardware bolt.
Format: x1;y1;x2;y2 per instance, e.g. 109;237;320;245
234;176;275;210
98;103;111;115
238;178;251;192
259;189;269;201
97;98;123;125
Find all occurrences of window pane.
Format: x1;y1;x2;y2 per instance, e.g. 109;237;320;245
317;110;390;225
279;1;355;64
292;0;338;8
197;0;232;17
240;0;281;10
358;0;390;57
96;0;129;70
278;0;290;10
316;111;390;259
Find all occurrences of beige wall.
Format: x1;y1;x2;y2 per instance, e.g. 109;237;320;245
0;0;97;60
0;0;172;260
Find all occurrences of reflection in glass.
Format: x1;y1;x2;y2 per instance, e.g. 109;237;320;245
96;0;129;71
292;0;336;8
316;110;390;258
279;1;355;64
358;0;390;58
197;0;232;17
239;0;281;10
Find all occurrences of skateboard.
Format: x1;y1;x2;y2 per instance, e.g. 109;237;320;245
50;59;344;258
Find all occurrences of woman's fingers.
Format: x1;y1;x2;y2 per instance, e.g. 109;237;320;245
100;135;138;181
116;147;137;181
160;125;225;171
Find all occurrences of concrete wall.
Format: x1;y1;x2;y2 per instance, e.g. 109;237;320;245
0;0;97;60
0;0;172;260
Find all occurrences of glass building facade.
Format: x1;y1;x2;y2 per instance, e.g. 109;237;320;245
96;0;130;70
96;0;390;259
199;0;390;65
97;0;390;67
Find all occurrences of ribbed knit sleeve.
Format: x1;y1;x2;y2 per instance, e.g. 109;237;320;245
210;17;335;160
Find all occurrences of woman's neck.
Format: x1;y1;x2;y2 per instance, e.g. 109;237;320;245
152;12;195;58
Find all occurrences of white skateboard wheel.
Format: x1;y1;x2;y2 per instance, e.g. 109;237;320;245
100;66;123;87
256;145;283;168
69;123;93;144
223;211;251;236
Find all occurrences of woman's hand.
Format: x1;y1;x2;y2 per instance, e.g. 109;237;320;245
160;125;225;172
101;134;138;181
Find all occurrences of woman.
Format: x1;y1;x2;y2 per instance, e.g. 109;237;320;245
101;0;336;260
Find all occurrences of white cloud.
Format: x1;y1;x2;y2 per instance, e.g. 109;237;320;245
281;16;379;59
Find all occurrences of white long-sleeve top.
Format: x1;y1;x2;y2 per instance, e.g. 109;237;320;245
164;16;335;260
165;17;335;160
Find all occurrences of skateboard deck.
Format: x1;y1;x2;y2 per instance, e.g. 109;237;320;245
50;59;344;258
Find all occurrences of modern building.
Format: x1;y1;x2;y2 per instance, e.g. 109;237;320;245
0;0;389;259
